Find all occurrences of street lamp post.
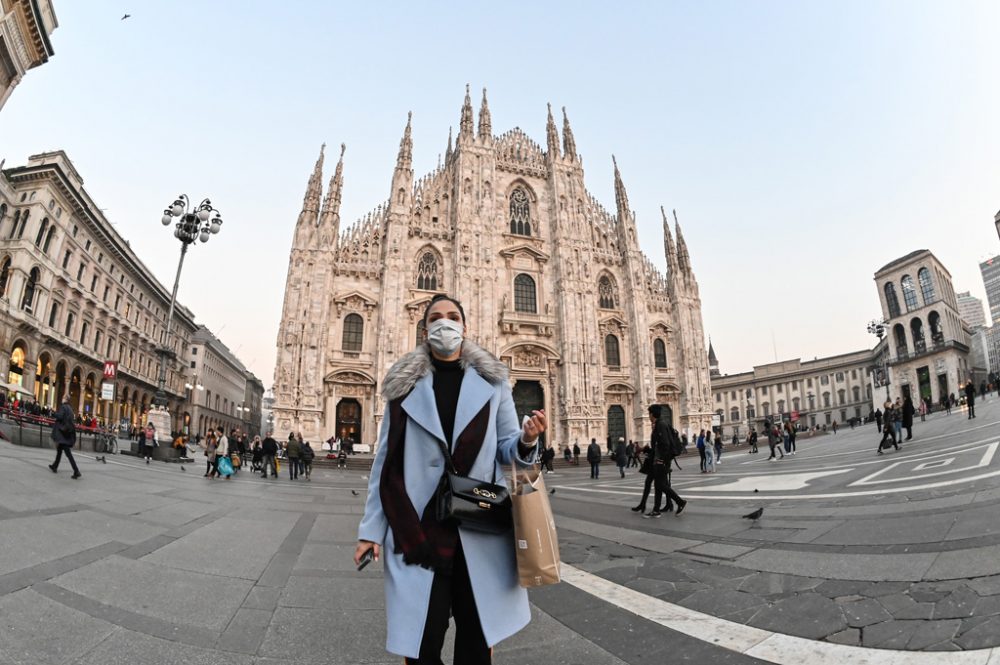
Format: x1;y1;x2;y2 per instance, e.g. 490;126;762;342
153;195;223;409
867;318;891;403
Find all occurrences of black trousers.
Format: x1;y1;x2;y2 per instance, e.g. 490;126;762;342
878;427;898;452
636;471;655;510
698;447;707;471
52;444;80;474
651;464;682;512
968;402;976;418
407;545;491;665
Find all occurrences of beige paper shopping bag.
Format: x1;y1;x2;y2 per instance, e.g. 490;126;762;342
511;466;561;588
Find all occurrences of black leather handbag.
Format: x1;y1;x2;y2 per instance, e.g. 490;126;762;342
433;439;512;534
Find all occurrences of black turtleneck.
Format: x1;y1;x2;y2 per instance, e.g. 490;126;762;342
432;357;464;446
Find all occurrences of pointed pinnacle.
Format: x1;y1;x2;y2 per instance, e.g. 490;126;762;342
459;84;474;139
546;103;560;158
562;106;577;159
478;87;492;138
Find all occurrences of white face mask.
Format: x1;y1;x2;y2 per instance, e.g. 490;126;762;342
426;319;464;356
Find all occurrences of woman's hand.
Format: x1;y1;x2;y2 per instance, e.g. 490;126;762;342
522;409;547;442
354;540;380;565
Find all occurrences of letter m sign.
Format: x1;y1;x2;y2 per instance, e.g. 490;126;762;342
103;361;118;380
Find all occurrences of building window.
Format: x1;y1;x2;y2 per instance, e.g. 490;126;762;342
823;392;831;408
715;393;721;403
792;397;800;411
852;386;861;402
761;386;769;395
821;375;830;385
509;187;531;236
653;338;667;368
918;267;935;305
851;369;857;380
837;389;845;405
342;313;364;351
191;347;198;355
103;286;110;302
777;399;785;413
62;250;72;269
604;334;621;366
513;274;537;313
835;372;844;382
730;407;740;422
0;257;9;298
16;211;28;238
762;402;770;417
20;267;40;312
791;380;798;390
48;302;60;327
901;275;919;311
43;227;55;254
747;405;756;419
76;263;86;281
65;312;75;337
415;251;440;291
34;218;49;247
80;322;89;346
807;378;813;388
884;282;901;318
777;384;783;393
598;275;618;309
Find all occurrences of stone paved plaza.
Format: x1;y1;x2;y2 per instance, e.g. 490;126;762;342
6;400;1000;664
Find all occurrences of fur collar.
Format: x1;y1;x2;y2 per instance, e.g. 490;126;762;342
382;340;509;401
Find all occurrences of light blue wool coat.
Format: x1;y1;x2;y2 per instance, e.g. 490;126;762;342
358;341;538;659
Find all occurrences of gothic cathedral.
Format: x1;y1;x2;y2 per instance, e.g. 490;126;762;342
272;87;713;450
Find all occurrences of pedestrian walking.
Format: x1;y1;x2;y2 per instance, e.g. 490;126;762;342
204;432;218;476
286;433;301;479
784;421;797;455
919;399;927;422
587;438;601;479
642;405;687;519
353;294;546;663
540;443;555;474
261;433;278;478
874;408;883;433
965;381;977;419
301;441;315;480
877;400;899;454
766;422;784;461
251;436;263;473
625;440;635;468
615;438;627;478
892;399;903;439
696;429;707;472
572;441;580;465
48;394;81;479
139;421;157;464
563;445;572;464
902;396;915;441
215;427;231;479
713;432;723;465
748;430;758;454
631;443;655;513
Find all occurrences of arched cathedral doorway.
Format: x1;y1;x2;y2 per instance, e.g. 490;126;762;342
336;398;362;447
607;405;626;448
512;380;545;444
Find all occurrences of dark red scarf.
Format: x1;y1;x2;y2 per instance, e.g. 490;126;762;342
380;396;491;571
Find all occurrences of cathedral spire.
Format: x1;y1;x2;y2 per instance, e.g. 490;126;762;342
478;88;492;139
562;106;577;160
294;143;325;248
319;143;345;247
674;209;692;275
612;155;630;219
546;103;561;159
661;205;678;277
396;112;413;171
445;126;453;163
458;84;474;143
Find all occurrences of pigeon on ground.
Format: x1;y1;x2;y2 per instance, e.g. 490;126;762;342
351;490;359;496
753;488;759;493
742;507;764;520
549;488;556;495
95;455;106;464
121;14;131;20
180;466;186;472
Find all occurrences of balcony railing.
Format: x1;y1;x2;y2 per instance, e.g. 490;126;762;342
891;339;967;364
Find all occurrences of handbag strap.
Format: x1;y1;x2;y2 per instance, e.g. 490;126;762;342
432;435;497;485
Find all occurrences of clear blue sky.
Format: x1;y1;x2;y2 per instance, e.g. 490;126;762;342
3;1;999;384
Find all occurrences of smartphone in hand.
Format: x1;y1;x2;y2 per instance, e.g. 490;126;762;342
357;548;375;571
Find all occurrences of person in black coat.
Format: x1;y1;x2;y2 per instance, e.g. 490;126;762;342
261;433;279;478
874;408;883;433
965;381;977;419
48;395;81;479
586;438;601;479
645;405;687;518
901;396;915;440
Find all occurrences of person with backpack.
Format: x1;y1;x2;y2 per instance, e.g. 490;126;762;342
301;441;315;481
643;405;687;518
286;433;302;480
48;394;81;479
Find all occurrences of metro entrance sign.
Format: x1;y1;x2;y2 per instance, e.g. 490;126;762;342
103;361;118;380
102;361;117;403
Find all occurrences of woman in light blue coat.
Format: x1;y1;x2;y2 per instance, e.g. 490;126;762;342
354;295;546;664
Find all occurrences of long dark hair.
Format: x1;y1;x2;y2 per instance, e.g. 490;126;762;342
422;294;466;326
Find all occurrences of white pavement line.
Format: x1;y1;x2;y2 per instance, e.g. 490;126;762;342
560;563;998;664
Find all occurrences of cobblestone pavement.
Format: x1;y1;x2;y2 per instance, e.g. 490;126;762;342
3;398;1000;663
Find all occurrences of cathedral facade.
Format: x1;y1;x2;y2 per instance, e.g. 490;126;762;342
272;88;713;451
